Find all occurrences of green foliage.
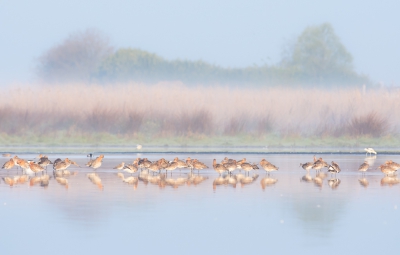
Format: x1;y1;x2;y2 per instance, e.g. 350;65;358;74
37;29;113;83
37;24;370;86
281;23;365;85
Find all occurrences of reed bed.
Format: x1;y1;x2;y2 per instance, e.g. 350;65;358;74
0;82;399;143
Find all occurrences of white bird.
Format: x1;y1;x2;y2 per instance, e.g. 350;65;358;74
364;148;377;156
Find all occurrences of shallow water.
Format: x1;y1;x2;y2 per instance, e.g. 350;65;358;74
1;153;399;255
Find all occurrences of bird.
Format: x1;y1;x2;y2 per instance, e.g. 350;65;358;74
312;159;328;172
385;160;400;171
240;162;259;175
165;162;178;176
260;159;279;175
88;155;104;170
223;160;237;175
123;162;138;175
328;161;341;176
364;148;377;156
213;159;227;175
358;161;369;175
192;159;208;174
53;158;72;172
300;162;313;171
29;161;45;175
113;162;125;170
379;164;397;176
2;158;16;171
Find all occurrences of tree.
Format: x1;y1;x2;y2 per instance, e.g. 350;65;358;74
282;23;357;84
37;29;113;83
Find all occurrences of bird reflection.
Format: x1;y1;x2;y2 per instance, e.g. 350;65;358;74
364;156;376;167
380;176;400;186
314;172;327;188
358;178;369;188
240;174;259;187
328;178;341;189
260;176;278;190
56;177;69;189
3;176;16;187
301;173;313;183
54;170;78;178
30;175;51;188
212;174;241;190
186;173;208;186
118;173;139;189
87;173;103;190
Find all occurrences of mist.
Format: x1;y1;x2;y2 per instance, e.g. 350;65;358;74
1;0;399;85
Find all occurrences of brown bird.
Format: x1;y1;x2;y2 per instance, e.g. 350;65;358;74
213;159;227;175
113;162;125;170
379;164;397;176
38;157;53;170
240;162;258;175
192;159;208;174
173;157;188;169
53;158;72;172
260;159;279;174
385;160;400;171
358;161;369;175
312;159;328;172
29;161;45;175
328;161;341;175
148;161;161;174
223;160;237;174
123;161;138;175
300;162;313;171
88;155;104;170
165;162;179;175
2;158;15;171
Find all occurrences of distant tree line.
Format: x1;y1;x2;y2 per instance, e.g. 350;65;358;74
37;24;369;86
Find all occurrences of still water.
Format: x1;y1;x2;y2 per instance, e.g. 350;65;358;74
1;153;399;255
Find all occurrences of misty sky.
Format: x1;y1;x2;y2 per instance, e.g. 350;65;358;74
1;0;399;85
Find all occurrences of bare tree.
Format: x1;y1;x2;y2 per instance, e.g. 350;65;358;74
37;28;113;83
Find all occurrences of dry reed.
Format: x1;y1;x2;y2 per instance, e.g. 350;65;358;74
0;82;397;139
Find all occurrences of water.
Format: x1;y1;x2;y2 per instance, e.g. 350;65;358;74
1;153;399;255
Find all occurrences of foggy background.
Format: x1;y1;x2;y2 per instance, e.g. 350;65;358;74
0;1;399;146
1;0;399;85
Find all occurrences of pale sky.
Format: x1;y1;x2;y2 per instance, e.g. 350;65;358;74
1;0;399;85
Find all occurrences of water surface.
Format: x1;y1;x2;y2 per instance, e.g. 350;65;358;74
1;153;399;255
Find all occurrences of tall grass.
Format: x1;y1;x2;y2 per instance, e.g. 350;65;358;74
0;82;398;141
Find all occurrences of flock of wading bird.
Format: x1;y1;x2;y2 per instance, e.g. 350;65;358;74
0;148;399;190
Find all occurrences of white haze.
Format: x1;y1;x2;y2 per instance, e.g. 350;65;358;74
0;0;399;85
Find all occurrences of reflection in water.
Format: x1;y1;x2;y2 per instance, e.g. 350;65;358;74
187;173;208;186
117;173;139;189
260;176;278;190
30;175;51;188
358;178;369;188
364;156;376;167
56;177;69;189
87;173;103;190
301;173;313;183
240;174;259;187
380;176;400;186
328;178;341;189
212;174;258;190
314;172;327;188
